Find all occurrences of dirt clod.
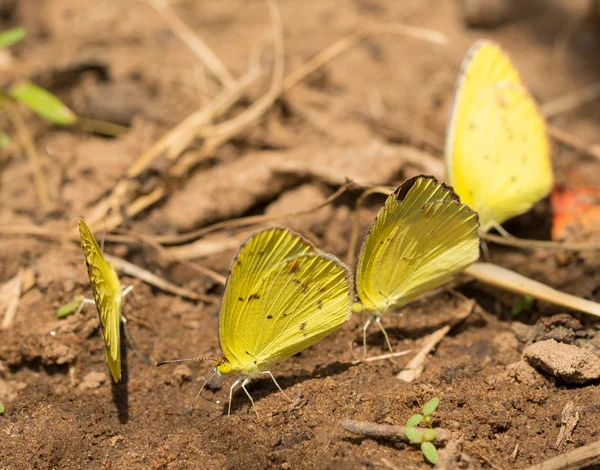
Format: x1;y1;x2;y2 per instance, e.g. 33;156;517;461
523;339;600;384
77;371;107;392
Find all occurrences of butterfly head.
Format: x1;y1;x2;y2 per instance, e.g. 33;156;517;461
215;356;233;375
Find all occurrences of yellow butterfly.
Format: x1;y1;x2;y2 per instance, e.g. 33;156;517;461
78;218;130;383
158;227;353;416
445;40;553;233
354;175;480;353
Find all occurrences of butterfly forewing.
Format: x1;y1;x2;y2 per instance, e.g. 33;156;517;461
78;219;122;382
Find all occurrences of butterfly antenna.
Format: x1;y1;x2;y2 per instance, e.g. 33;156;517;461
100;215;108;253
155;357;217;366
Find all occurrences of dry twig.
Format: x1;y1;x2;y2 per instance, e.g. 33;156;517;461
482;233;600;252
4;103;52;210
147;0;235;90
0;269;23;330
523;439;600;470
541;81;600;118
551;402;579;450
397;299;475;382
466;262;600;318
339;419;452;443
106;254;210;302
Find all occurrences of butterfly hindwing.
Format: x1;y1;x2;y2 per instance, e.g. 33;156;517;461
356;176;480;312
78;219;122;382
219;228;352;374
445;40;553;232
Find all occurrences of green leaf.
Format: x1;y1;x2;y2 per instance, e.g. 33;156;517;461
511;295;535;317
406;413;423;427
0;28;26;48
404;426;423;444
0;129;11;149
8;81;77;126
421;441;439;465
56;296;82;318
0;402;4;414
422;428;436;442
423;397;440;416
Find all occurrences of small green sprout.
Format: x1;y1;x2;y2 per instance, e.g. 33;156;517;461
56;296;83;319
0;28;26;48
404;397;441;465
0;402;4;414
511;295;534;317
0;27;77;141
0;129;11;149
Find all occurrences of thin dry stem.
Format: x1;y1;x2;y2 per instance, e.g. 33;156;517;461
351;349;411;364
548;125;600;162
339;419;452;443
148;0;235;90
169;0;284;177
541;81;600;118
0;269;22;329
396;299;475;382
482;233;600;251
106;254;210;302
5;103;52;210
466;262;600;318
283;24;447;92
523;439;600;470
154;181;353;245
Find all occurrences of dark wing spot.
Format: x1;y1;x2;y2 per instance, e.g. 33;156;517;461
293;279;301;285
317;300;323;310
267;315;273;319
299;321;307;331
286;259;301;274
301;281;310;295
248;293;261;301
238;297;245;302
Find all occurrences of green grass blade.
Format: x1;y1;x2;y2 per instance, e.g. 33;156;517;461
0;129;11;149
0;28;26;48
9;81;77;126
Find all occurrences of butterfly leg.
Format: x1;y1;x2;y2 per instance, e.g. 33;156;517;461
490;221;514;239
74;298;95;316
375;316;396;363
121;285;134;298
228;378;241;416
362;317;372;357
262;371;292;403
241;378;259;418
480;239;490;262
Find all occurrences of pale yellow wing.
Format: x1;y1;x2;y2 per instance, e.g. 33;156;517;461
356;176;480;313
219;228;352;374
445;40;552;232
78;218;122;383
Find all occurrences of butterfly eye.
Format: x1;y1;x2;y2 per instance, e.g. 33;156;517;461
216;360;233;376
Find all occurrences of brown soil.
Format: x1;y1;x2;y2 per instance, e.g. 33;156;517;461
2;1;600;469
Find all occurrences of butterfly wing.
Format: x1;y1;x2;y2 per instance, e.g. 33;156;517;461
445;40;552;231
219;228;352;373
356;176;480;312
78;219;122;382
